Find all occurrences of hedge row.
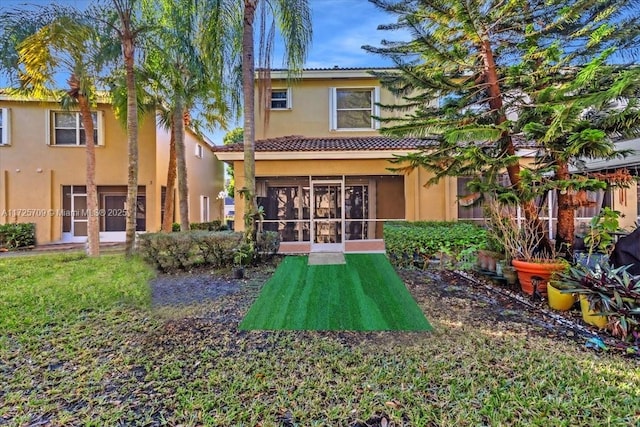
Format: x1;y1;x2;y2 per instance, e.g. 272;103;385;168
0;223;36;250
384;221;487;267
170;221;228;232
137;230;280;272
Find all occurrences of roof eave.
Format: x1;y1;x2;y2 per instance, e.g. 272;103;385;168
214;149;418;162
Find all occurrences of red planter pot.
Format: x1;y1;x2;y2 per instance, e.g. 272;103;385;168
512;259;566;297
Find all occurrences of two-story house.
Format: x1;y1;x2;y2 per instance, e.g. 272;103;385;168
214;68;455;254
0;95;225;245
214;67;640;254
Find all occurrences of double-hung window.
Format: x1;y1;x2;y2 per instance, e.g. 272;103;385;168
270;88;291;109
0;108;9;145
50;111;102;146
329;87;380;131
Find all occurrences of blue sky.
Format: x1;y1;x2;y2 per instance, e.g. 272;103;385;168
0;0;399;140
0;0;397;68
306;0;396;68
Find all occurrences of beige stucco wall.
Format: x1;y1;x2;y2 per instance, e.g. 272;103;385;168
255;77;407;140
154;126;225;228
0;99;159;243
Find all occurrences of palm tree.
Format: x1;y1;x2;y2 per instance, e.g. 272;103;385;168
240;0;312;243
7;8;112;257
111;0;141;256
141;0;239;231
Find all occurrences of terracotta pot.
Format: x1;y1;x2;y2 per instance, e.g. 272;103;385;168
547;283;576;311
579;295;608;329
512;259;566;297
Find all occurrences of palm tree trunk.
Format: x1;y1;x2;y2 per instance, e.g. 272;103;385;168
242;0;259;243
122;24;139;256
162;114;177;232
173;103;189;231
74;83;100;257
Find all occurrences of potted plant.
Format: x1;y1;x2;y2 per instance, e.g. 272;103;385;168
485;199;566;296
575;207;621;270
556;263;640;333
547;280;576;311
232;242;254;279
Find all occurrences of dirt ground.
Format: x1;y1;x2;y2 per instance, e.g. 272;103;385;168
149;259;631;357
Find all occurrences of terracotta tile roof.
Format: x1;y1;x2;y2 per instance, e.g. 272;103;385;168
214;135;438;153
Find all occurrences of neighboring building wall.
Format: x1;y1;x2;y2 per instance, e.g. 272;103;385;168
0;98;223;245
185;131;224;223
0;99;158;244
155;125;225;228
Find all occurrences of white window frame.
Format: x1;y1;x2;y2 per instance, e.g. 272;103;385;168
0;108;10;146
270;88;292;110
329;87;380;131
200;195;210;222
195;143;204;158
47;110;104;146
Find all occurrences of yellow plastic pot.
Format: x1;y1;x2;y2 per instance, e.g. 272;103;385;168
579;295;608;329
547;283;575;311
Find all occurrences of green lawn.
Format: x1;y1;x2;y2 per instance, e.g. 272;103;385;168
239;254;432;331
1;253;639;426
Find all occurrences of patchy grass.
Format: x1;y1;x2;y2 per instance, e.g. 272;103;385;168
1;253;639;426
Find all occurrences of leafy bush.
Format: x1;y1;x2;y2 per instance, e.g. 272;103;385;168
255;231;280;261
137;231;243;272
0;223;36;250
557;264;640;342
384;221;487;267
190;220;224;231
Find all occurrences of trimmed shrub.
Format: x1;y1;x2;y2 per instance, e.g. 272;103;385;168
0;223;36;250
255;231;281;261
384;221;487;267
137;231;243;272
190;220;224;231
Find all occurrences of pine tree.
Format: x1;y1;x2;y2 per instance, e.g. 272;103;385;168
365;0;640;257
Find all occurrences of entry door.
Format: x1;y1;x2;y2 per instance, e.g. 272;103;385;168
104;195;127;231
311;181;343;252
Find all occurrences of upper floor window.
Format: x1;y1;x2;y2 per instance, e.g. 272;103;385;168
195;143;204;158
270;88;291;109
0;108;10;145
50;111;103;146
329;87;380;131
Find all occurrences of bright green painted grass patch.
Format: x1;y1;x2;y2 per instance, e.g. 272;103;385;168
239;253;432;331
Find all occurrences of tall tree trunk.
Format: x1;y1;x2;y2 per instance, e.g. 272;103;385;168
120;12;139;256
480;39;552;253
72;77;100;257
555;161;574;257
242;0;258;243
161;114;177;232
174;103;189;231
